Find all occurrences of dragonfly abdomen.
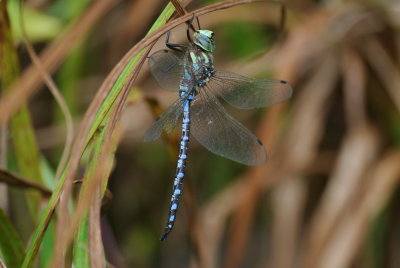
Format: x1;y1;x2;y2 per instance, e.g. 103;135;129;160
160;93;194;241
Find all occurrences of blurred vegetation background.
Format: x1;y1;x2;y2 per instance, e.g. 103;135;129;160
1;0;400;267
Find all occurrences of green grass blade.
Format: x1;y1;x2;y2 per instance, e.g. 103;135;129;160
38;220;55;268
9;109;44;216
72;127;108;268
0;209;25;268
1;0;44;221
73;216;90;268
38;159;56;268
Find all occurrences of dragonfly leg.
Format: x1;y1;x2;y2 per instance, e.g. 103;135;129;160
185;14;196;42
186;26;192;43
165;31;186;53
196;16;201;30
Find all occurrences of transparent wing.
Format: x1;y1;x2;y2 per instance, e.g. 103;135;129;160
207;70;293;109
144;99;183;142
191;91;266;166
148;50;184;91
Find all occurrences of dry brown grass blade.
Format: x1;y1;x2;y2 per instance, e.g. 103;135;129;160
341;47;367;128
269;178;307;268
317;151;400;268
0;0;120;126
271;8;332;81
185;178;206;267
0;257;6;268
279;60;337;172
0;169;51;197
89;188;105;268
362;38;400;114
0;128;5;168
301;125;381;268
194;178;248;268
111;0;164;59
303;150;336;175
171;0;188;16
0;127;7;212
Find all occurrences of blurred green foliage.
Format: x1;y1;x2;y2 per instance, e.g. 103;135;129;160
7;0;62;42
218;22;276;59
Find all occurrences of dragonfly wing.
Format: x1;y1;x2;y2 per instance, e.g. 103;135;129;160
144;99;183;142
191;91;266;166
148;50;185;91
207;70;293;109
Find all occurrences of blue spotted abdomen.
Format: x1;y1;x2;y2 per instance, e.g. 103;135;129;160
160;91;194;241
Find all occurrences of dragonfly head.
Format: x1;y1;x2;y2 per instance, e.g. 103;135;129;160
193;30;216;52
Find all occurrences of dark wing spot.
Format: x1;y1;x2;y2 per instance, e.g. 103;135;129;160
256;138;264;146
280;80;287;84
163;49;168;53
155;116;160;121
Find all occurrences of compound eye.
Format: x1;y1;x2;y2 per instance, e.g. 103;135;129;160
194;35;216;52
198;36;210;46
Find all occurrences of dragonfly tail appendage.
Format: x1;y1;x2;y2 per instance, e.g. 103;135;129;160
160;99;192;241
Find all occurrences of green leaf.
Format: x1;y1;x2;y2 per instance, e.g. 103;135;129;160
0;209;25;268
219;22;274;59
1;0;44;222
9;108;45;217
38;220;55;268
72;127;108;268
7;0;63;42
46;0;91;21
38;160;56;268
73;216;90;268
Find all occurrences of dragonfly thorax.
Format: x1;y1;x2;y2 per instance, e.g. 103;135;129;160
187;48;214;90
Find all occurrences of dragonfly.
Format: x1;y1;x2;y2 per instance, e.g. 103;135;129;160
145;24;292;241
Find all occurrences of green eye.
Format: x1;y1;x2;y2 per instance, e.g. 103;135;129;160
197;30;214;38
193;30;216;52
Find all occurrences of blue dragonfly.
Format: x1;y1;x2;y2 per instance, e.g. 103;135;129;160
145;27;292;240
